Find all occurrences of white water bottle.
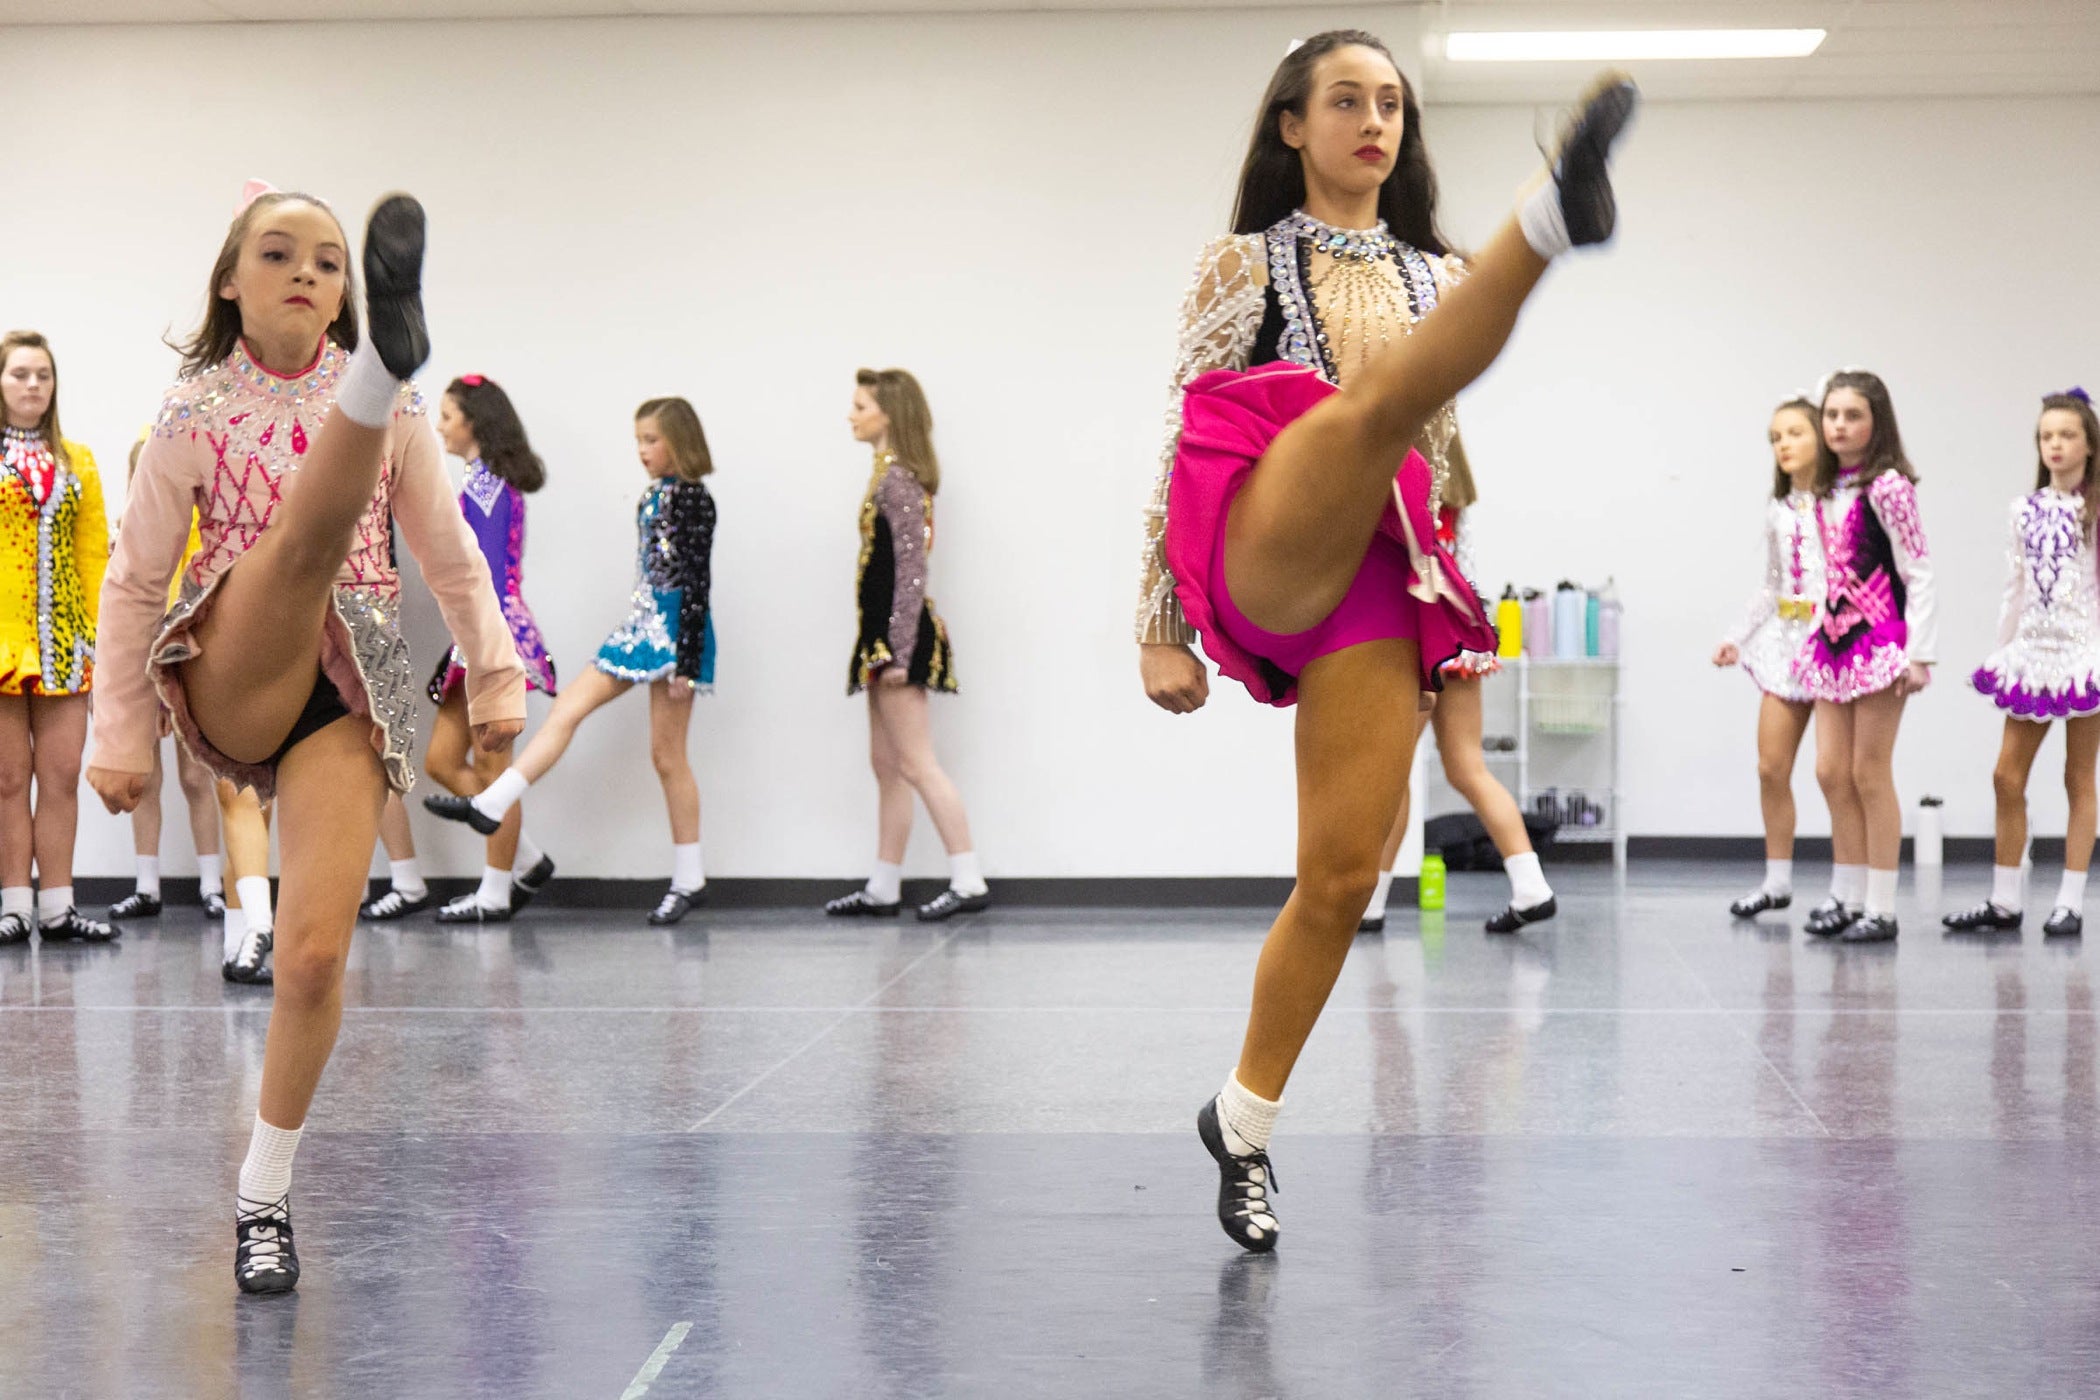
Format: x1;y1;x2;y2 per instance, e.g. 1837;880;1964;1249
1914;796;1944;867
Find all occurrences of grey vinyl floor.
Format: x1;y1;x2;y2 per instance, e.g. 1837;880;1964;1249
5;860;2097;1398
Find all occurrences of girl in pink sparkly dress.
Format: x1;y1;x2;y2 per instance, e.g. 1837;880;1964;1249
88;186;523;1296
1944;390;2100;939
1794;370;1936;944
1712;397;1827;919
1133;30;1637;1253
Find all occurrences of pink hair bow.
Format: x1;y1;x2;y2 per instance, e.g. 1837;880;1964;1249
235;178;279;216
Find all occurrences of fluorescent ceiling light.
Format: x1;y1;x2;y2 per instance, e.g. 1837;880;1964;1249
1445;29;1827;62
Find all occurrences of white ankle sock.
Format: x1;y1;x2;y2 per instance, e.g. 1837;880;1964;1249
1864;867;1899;919
1763;858;1793;898
474;865;512;910
134;856;162;900
512;832;544;875
236;875;274;934
2;886;31;919
1218;1072;1281;1157
334;339;399;429
223;904;245;962
389;857;427;900
1362;870;1396;923
1518;174;1572;260
2058;868;2088;913
866;862;903;904
671;843;704;894
37;887;73;925
473;769;529;824
948;851;987;897
1833;864;1867;910
197;854;224;898
237;1114;303;1211
1991;864;2024;914
1505;852;1553;909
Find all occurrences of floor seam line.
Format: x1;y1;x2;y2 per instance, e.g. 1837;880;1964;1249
1653;927;1834;1138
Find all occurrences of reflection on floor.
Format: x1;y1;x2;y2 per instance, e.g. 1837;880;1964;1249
4;861;2097;1397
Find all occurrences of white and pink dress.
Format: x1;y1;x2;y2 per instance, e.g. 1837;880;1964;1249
1796;468;1936;703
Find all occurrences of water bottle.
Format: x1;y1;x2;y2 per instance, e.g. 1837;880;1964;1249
1524;589;1551;658
1597;578;1622;659
1584;589;1601;657
1419;853;1447;910
1915;796;1944;867
1553;582;1584;659
1496;585;1523;658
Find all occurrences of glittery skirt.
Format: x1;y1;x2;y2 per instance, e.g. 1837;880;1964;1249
1164;363;1497;706
427;593;559;703
595;585;716;689
1739;614;1817;704
1972;630;2100;721
149;569;419;799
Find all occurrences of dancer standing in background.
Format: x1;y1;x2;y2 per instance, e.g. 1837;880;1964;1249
1945;389;2100;938
0;329;113;944
1713;396;1827;919
426;397;713;926
110;429;225;923
89;187;523;1293
824;368;989;924
421;374;558;923
1362;433;1554;935
1796;370;1934;943
1134;30;1636;1252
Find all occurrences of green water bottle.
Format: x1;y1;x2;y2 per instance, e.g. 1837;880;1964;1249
1419;854;1446;911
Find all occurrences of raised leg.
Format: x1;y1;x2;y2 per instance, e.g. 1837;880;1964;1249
1236;639;1421;1099
511;667;629;784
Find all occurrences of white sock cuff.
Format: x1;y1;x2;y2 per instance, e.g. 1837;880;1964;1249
37;887;73;922
513;832;544;873
197;854;224;894
238;1114;305;1207
1833;864;1868;906
334;340;400;429
2057;868;2089;912
1864;867;1899;917
1518;177;1572;260
236;875;273;931
867;861;903;904
1764;858;1793;894
475;865;513;907
136;856;162;896
475;769;529;822
948;850;986;896
1991;864;2025;913
2;886;32;917
671;842;705;893
1220;1072;1282;1154
1505;851;1553;908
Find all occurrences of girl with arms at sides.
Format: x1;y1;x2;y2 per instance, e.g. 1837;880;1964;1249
1136;31;1636;1250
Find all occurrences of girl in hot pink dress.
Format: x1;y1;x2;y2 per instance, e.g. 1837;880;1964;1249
1132;32;1636;1253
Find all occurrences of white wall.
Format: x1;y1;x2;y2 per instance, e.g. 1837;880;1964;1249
5;13;2095;880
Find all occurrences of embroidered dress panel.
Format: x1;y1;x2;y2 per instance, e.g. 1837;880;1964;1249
88;341;526;795
1728;490;1827;703
1972;488;2100;718
1796;468;1935;704
427;458;558;701
0;429;106;696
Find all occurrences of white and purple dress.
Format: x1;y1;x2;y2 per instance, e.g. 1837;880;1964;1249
1796;468;1936;703
1972;487;2100;719
427;458;558;702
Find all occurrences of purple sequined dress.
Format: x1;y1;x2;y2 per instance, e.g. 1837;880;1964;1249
1972;488;2100;719
427;460;558;701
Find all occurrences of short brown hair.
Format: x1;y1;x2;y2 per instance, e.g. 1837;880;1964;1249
1;329;68;469
636;397;712;481
855;368;940;494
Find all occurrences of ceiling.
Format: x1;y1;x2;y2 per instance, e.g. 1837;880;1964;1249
5;0;2097;101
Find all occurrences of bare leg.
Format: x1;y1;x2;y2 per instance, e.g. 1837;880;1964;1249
471;738;522;871
181;413;391;766
1433;676;1532;858
510;668;631;784
648;681;700;847
174;741;222;858
255;717;387;1129
1992;718;2048;868
427;688;521;869
376;792;416;862
1236;639;1421;1099
1849;686;1909;873
1226;218;1552;635
218;779;273;904
868;693;915;865
1756;695;1815;860
27;693;88;891
1814;701;1867;871
133;743;167;860
869;685;973;856
2067;715;2100;876
0;697;29;888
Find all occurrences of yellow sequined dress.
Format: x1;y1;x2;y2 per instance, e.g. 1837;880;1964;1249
0;429;106;696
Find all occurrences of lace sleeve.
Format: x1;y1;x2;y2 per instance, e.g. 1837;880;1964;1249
1726;503;1782;648
1136;234;1263;645
1871;472;1935;664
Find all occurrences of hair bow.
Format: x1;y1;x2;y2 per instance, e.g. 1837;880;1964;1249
235;178;278;216
1285;37;1306;55
2063;386;2093;405
459;373;486;387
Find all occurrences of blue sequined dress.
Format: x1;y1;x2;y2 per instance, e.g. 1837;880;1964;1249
595;476;716;688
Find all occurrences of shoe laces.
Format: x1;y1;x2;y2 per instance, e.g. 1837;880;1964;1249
233;925;272;973
237;1198;293;1275
653;891;686;920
